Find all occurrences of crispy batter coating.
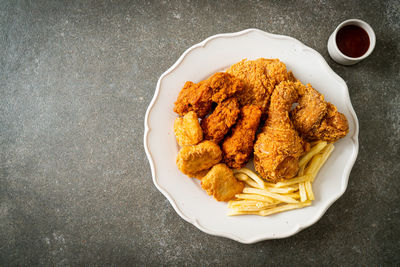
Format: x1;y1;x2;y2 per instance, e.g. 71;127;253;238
173;111;203;146
173;72;243;118
208;72;244;103
222;105;262;169
305;103;349;142
201;98;240;143
254;81;305;182
291;83;328;134
226;58;289;114
201;163;244;201
290;83;349;142
173;80;213;118
176;140;222;176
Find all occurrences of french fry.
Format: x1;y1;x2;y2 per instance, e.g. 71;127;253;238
235;193;277;203
258;201;312;216
243;188;299;204
234;173;264;189
274;174;311;188
299;141;327;167
305;181;314;200
265;186;299;194
234;168;268;188
299;182;307;202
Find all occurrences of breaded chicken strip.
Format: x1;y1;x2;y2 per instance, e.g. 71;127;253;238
174;111;203;146
173;80;213;118
201;163;244;201
226;58;289;114
176;140;222;176
201;98;240;143
222;105;262;169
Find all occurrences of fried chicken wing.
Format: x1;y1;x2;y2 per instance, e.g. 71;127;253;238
304;103;349;142
201;98;240;143
174;111;203;146
254;81;305;182
176;140;222;176
173;72;243;118
201;163;244;201
290;83;349;143
226;58;289;114
173;80;213;118
209;72;244;103
222;105;262;169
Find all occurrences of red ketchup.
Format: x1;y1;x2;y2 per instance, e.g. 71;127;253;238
336;25;370;58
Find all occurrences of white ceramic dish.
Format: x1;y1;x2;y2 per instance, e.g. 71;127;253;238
144;28;359;243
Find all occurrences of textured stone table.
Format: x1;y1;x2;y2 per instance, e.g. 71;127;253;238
1;0;399;265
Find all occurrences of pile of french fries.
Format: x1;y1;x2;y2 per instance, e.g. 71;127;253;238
228;141;334;216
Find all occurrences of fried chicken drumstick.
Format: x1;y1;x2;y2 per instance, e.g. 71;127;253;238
254;81;305;182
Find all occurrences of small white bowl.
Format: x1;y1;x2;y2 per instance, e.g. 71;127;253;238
328;19;376;65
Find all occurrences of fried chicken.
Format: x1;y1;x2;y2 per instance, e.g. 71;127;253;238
226;58;289;114
209;72;244;103
174;80;213;118
174;111;203;146
290;83;349;143
201;98;240;143
201;163;244;201
176;140;222;177
173;72;243;118
222;105;262;169
254;81;305;182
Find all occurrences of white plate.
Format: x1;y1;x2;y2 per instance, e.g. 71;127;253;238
144;29;359;243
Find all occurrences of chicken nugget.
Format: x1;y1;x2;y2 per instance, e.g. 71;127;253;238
173;80;213;118
176;140;222;176
222;105;262;169
201;163;244;202
201;98;240;143
174;111;203;146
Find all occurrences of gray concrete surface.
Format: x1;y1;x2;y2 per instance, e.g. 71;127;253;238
1;0;399;266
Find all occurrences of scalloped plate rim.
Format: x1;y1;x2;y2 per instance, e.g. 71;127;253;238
144;28;359;244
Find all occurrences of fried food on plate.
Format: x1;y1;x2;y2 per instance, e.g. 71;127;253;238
208;72;244;103
226;58;289;114
201;163;244;201
222;105;262;169
174;80;213;118
290;83;349;142
304;103;349;142
173;72;243;118
201;98;240;143
173;111;203;146
254;81;305;183
176;140;222;176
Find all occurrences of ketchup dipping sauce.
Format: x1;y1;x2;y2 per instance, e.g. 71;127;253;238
336;25;370;58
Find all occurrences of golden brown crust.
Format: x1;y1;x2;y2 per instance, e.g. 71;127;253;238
176;140;222;176
290;83;349;143
201;98;240;143
226;58;289;114
222;105;262;169
173;80;213;118
173;111;203;146
201;163;244;201
208;72;244;103
254;81;305;183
